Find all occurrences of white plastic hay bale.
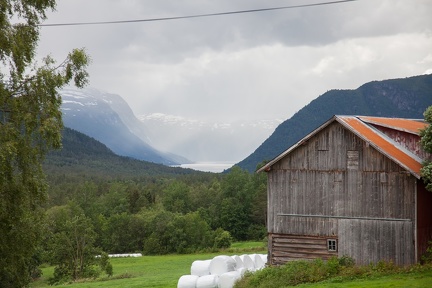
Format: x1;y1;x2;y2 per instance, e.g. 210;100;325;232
209;255;236;276
240;255;255;271
177;275;199;288
236;267;247;276
196;274;219;288
191;260;211;276
218;271;241;288
231;255;244;269
254;254;266;270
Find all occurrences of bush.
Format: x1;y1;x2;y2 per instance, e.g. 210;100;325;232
213;228;232;249
421;241;432;264
99;252;113;277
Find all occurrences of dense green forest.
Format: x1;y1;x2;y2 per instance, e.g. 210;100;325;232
40;128;267;283
238;74;432;172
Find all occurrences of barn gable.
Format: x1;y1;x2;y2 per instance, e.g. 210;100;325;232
259;115;432;266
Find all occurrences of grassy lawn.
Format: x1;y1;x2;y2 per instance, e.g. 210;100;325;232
31;242;267;288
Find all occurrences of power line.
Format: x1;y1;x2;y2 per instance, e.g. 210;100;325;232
39;0;358;27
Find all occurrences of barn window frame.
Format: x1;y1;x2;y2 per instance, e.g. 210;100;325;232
327;239;337;252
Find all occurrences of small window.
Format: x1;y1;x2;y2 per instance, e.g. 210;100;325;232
327;239;337;252
347;150;359;170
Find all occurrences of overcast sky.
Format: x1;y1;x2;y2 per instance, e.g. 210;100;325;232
37;0;432;123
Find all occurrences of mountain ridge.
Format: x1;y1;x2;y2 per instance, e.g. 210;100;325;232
61;88;189;165
44;127;199;179
236;74;432;172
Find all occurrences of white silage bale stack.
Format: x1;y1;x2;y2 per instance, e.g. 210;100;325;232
240;255;255;271
218;271;242;288
196;275;219;288
209;255;236;276
191;259;212;276
177;275;199;288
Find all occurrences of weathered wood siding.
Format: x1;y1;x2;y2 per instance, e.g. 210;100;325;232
269;234;337;265
338;219;414;265
267;122;417;265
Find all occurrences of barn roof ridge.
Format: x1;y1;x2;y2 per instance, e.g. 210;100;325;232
258;115;428;179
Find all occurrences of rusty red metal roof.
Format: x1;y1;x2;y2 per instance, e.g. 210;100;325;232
337;116;423;178
357;116;427;135
258;115;428;179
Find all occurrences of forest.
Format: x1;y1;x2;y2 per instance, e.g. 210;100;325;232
36;129;268;283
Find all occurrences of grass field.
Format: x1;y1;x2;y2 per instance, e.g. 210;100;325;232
31;241;432;288
31;242;266;288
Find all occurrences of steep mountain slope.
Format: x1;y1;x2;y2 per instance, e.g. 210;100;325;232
61;88;187;165
237;74;432;172
44;127;198;178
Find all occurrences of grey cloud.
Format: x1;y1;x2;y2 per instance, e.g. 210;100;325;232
37;0;432;124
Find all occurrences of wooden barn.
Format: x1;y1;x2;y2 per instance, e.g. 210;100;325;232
257;115;432;266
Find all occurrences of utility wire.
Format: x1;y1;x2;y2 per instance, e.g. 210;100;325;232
39;0;358;27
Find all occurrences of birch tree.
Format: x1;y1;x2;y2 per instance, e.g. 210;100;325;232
0;1;90;286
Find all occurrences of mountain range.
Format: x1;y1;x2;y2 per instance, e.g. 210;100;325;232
236;74;432;172
61;88;188;165
60;87;281;165
59;74;432;173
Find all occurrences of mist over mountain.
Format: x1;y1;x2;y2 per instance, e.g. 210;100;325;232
60;87;281;165
138;113;282;163
60;74;432;172
61;88;187;165
236;74;432;172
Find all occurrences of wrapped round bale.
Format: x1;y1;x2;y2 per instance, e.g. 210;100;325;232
191;260;211;276
177;275;199;288
196;274;219;288
209;255;236;276
231;255;244;269
240;255;255;271
236;267;247;276
254;254;266;270
218;271;241;288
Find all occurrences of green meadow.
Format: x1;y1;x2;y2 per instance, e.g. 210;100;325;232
31;241;432;288
31;242;266;288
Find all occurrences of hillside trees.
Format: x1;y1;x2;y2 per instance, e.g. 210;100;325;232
42;166;267;258
0;0;90;286
421;106;432;191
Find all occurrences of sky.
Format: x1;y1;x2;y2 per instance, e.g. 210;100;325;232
37;0;432;123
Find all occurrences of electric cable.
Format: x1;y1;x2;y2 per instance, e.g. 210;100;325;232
39;0;358;27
